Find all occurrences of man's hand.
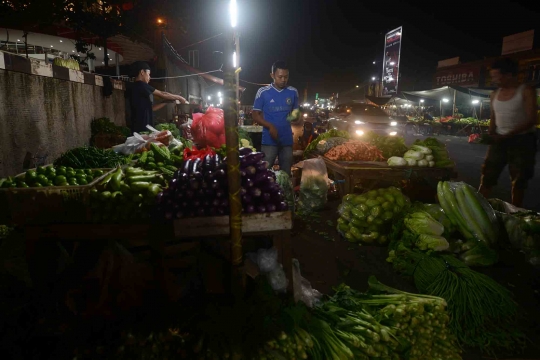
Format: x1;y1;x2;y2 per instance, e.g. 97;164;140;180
175;95;187;103
269;125;279;140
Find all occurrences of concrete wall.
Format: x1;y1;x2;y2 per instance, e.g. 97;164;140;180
0;70;125;177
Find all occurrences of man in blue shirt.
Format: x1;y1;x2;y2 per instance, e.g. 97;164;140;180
252;61;300;175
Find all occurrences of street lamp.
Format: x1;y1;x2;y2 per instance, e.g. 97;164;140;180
371;77;376;81
356;85;359;88
373;61;376;64
208;96;211;101
440;98;449;117
233;51;237;68
472;99;479;104
218;92;222;97
230;0;237;28
442;98;449;103
420;99;424;103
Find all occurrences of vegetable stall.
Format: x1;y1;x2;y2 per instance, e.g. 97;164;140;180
304;131;457;198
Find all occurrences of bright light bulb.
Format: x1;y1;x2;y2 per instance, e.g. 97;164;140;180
208;96;211;100
442;98;449;103
218;92;222;97
420;99;424;103
372;77;376;81
233;51;237;68
355;120;364;125
355;130;364;136
373;61;376;64
389;131;397;136
303;113;308;118
390;121;397;126
230;0;237;28
472;99;480;104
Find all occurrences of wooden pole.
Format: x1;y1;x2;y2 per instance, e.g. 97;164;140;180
223;23;244;291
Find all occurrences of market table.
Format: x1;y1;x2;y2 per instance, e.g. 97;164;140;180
23;211;294;296
322;157;457;197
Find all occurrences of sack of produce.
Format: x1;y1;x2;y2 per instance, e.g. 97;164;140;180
437;181;500;266
314;137;349;154
297;157;329;212
191;106;225;148
337;186;410;246
489;199;540;266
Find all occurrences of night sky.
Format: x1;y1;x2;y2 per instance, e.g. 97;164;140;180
175;0;540;103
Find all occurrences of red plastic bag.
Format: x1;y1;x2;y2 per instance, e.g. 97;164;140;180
183;145;216;161
191;107;225;148
468;133;481;143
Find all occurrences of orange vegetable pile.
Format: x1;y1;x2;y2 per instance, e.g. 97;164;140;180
324;140;385;161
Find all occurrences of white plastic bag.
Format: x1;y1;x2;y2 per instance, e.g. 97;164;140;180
112;125;180;155
246;247;289;293
297;157;329;212
292;259;322;307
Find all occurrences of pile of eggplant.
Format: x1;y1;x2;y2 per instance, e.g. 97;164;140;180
157;148;288;219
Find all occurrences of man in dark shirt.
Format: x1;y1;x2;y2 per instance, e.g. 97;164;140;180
129;61;187;133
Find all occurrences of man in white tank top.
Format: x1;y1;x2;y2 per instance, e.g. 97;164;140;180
479;58;537;207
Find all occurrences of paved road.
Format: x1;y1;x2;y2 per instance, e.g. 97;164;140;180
405;134;540;211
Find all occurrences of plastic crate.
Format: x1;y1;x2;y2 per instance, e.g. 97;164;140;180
0;168;114;226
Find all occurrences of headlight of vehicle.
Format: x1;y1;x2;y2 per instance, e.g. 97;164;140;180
390;121;397;126
389;131;397;136
355;120;365;125
355;130;364;136
303;113;308;118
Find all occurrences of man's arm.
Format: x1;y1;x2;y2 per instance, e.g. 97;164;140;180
253;111;278;140
153;89;187;103
152;102;168;112
489;92;497;135
505;86;537;136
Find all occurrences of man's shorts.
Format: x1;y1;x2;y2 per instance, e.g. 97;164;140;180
481;132;537;189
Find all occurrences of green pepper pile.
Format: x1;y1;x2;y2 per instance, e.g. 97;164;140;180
88;167;165;222
0;166;105;188
135;143;183;181
337;187;410;246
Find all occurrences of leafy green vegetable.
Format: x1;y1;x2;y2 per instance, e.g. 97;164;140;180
54;146;131;169
405;211;444;236
298;175;328;212
403;150;424;160
363;131;408;159
416;234;450;251
303;129;350;158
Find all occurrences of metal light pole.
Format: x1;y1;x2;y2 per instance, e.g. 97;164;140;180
234;33;241;119
225;0;244;293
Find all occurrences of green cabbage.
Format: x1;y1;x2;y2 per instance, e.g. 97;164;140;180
404;150;424;160
387;156;407;166
411;145;433;155
417;159;429;167
416;234;450;251
406;158;417;166
405;211;444;236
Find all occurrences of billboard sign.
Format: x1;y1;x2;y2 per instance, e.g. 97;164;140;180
433;65;480;87
502;30;534;55
382;26;402;96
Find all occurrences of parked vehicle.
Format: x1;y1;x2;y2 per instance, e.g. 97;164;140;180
327;103;406;138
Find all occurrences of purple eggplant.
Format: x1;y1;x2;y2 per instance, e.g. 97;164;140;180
165;212;174;220
278;202;289;211
181;201;189;208
239;147;253;156
196;189;205;198
201;181;209;189
193;200;201;207
266;203;277;213
212;198;221;207
240;187;247;196
210;179;221;190
257;161;269;172
185;190;195;199
215;190;224;198
176;211;184;219
245;204;255;213
245;152;265;165
183;159;192;176
188;211;196;217
209;207;218;216
214;154;222;167
217;207;226;215
156;192;165;204
256;205;267;213
196;208;206;217
205;189;214;197
253;171;268;184
169;178;179;190
262;192;271;202
220;198;229;208
203;154;214;171
244;166;257;176
250;187;262;197
178;172;189;184
203;200;211;207
243;178;254;188
214;169;226;178
242;193;252;204
240;170;247;178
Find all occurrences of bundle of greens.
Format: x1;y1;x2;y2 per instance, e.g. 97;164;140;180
437;181;499;266
364;131;408;159
413;138;453;168
308;277;461;360
54;147;131;169
387;244;524;354
154;123;181;139
303;129;350;158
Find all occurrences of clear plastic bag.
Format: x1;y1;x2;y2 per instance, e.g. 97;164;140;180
315;137;349;154
191;106;225;148
422;203;455;235
297;157;329;212
292;259;322;307
268;264;288;294
246;247;289;293
112;125;179;155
